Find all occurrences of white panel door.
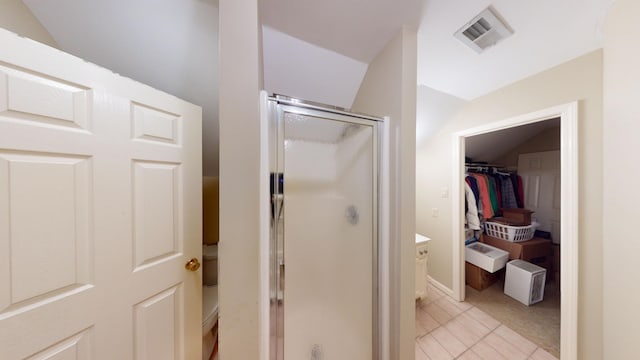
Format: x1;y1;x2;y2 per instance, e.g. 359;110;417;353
0;28;202;359
518;151;561;243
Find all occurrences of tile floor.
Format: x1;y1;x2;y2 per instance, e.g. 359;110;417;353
415;283;558;360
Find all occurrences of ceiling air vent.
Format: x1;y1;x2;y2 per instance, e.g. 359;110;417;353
454;6;513;53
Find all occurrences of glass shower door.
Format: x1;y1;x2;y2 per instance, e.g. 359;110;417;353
270;101;379;360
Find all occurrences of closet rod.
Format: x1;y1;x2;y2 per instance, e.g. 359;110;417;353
465;162;509;168
465;164;514;175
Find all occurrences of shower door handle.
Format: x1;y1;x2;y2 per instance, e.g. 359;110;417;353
272;194;284;223
279;264;285;294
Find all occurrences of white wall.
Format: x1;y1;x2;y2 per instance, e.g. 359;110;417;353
416;85;466;148
352;28;417;360
262;26;368;109
218;0;262;358
0;0;57;47
416;50;603;359
602;0;640;358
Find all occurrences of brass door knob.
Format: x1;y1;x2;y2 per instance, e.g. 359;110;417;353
185;258;201;272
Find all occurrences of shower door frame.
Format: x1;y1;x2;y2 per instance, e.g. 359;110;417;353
267;95;383;360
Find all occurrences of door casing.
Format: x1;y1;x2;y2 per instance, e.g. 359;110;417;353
451;101;579;360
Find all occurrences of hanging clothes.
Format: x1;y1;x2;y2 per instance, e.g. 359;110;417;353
511;173;523;208
471;174;494;219
467;165;526;214
465;176;480;205
500;175;519;208
465;182;481;230
487;176;499;215
517;175;525;208
494;175;503;209
493;175;503;209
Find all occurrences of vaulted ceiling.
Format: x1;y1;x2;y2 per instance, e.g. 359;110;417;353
21;0;613;173
261;0;424;63
417;0;612;100
262;0;612;102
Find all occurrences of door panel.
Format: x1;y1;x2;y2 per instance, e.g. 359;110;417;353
523;174;541;208
1;152;91;305
277;108;377;360
0;28;201;359
0;62;98;360
134;286;182;360
518;151;561;243
132;103;180;145
133;161;181;269
553;173;561;210
0;64;90;130
25;328;93;360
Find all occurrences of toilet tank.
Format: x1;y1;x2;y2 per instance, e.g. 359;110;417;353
203;244;218;286
203;176;219;245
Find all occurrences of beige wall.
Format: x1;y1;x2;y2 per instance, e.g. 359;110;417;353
352;27;417;360
494;125;561;167
416;50;603;359
218;0;263;358
603;0;640;358
0;0;57;48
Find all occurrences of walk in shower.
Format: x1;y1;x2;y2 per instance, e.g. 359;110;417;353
267;95;382;360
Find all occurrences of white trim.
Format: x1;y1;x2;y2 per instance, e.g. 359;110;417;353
559;102;579;360
379;116;391;360
451;101;579;360
259;90;270;360
451;134;466;302
427;276;455;298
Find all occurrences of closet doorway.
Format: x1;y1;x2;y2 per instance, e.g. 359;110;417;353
451;102;579;360
464;118;560;357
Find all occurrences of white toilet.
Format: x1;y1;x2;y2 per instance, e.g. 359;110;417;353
202;244;218;360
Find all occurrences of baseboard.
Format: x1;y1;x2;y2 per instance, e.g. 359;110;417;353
427;275;454;298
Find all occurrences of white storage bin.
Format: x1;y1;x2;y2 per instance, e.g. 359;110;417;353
504;260;546;306
465;242;509;273
484;221;537;242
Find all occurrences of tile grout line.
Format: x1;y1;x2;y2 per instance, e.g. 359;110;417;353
460;309;497;359
429;326;460;359
426;305;491;360
418;290;558;360
441;306;498;359
455;312;542;360
456;302;548;359
416;342;433;360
